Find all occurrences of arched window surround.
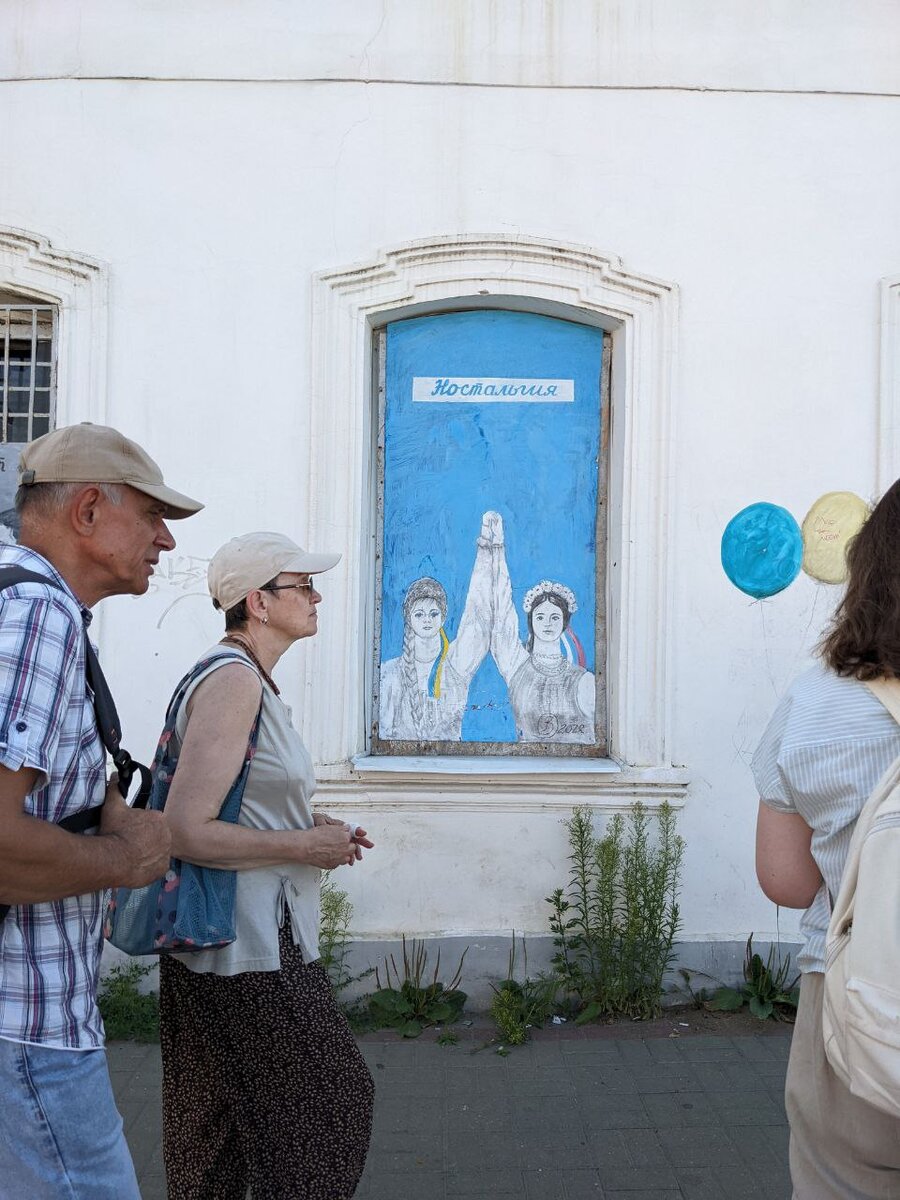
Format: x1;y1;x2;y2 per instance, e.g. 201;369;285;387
304;234;685;809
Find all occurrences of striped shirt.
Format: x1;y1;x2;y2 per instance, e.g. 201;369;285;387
0;544;107;1049
752;662;900;973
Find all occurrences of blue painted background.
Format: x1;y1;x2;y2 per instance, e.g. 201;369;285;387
381;309;603;742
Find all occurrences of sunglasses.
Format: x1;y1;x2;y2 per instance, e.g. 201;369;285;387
262;578;317;594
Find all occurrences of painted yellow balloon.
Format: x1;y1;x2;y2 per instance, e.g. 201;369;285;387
801;491;870;584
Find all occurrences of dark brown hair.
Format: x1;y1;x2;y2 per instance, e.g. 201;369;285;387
820;483;898;679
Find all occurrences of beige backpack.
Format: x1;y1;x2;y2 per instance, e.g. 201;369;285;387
822;677;900;1116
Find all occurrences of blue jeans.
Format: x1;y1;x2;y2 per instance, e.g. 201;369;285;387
0;1038;140;1199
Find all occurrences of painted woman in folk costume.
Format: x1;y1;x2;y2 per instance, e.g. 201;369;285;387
485;511;596;744
378;517;494;741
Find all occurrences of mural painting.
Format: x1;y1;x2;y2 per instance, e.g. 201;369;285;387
376;309;604;750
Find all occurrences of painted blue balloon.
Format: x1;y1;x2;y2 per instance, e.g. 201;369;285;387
721;503;803;599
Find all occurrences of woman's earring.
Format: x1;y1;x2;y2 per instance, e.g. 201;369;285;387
262;615;269;625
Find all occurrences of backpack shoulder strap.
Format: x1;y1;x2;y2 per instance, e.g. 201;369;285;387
864;677;900;727
0;565;65;592
0;565;150;809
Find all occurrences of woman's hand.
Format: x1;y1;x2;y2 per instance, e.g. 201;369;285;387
299;825;358;869
478;510;504;547
312;812;375;860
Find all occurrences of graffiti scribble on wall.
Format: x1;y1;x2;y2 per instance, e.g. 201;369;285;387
377;309;603;747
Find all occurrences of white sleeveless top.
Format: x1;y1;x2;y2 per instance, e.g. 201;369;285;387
169;646;321;976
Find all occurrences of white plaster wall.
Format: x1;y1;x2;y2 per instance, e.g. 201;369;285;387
2;1;900;955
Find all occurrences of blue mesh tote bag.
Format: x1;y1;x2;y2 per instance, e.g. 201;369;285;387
105;651;262;955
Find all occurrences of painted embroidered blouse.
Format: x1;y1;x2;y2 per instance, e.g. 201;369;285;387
379;542;493;741
490;543;595;745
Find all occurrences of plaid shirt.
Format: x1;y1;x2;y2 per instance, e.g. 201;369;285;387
0;544;107;1049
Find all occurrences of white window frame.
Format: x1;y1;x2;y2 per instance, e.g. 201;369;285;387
304;234;684;809
0;299;57;445
0;226;108;428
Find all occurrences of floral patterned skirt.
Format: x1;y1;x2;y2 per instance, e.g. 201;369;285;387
159;923;374;1199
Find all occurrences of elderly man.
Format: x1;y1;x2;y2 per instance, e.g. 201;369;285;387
0;423;202;1198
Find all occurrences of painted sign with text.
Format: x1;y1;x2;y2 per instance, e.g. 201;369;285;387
377;309;603;749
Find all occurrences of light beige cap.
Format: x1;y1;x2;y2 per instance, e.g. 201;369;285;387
208;531;341;612
18;422;203;519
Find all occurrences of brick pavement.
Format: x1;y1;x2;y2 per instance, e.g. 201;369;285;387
108;1029;792;1200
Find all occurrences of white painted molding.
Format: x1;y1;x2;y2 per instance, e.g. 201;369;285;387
878;274;900;493
0;226;108;426
315;773;688;814
305;234;679;778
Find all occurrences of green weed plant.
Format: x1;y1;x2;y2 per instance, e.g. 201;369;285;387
98;962;159;1042
709;935;799;1021
490;935;561;1045
548;802;684;1022
319;873;373;998
367;936;468;1038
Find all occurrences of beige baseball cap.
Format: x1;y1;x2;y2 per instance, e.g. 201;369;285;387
18;422;203;519
208;531;341;612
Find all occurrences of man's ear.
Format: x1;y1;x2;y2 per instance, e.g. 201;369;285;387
69;486;106;537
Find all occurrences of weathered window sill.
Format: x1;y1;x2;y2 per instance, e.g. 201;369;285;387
312;756;689;811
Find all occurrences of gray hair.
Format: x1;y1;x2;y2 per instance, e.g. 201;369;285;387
15;481;124;520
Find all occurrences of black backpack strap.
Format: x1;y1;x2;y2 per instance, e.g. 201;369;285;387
0;565;152;815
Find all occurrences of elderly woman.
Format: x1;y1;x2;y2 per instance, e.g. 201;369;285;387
753;482;900;1198
158;531;374;1200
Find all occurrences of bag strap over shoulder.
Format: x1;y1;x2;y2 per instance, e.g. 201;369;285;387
864;677;900;727
162;649;263;728
826;677;900;930
0;565;151;807
147;650;263;819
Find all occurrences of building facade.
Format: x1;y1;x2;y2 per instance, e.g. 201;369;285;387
3;0;900;999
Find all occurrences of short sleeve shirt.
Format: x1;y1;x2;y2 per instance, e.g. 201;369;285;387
0;544;107;1049
751;662;900;973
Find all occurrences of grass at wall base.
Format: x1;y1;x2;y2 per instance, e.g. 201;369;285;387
321;875;468;1037
490;935;561;1046
367;936;468;1038
548;802;685;1023
707;934;800;1021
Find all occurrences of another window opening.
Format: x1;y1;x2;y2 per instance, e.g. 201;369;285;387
0;292;56;444
0;291;57;537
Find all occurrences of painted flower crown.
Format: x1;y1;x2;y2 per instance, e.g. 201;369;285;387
522;580;578;614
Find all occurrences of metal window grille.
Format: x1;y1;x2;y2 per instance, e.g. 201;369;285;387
0;302;57;444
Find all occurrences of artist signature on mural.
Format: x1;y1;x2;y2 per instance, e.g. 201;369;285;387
535;714;587;739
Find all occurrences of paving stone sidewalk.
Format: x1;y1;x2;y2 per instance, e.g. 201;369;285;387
109;1028;792;1200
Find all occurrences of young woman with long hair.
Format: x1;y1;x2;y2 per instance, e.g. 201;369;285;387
753;481;900;1198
